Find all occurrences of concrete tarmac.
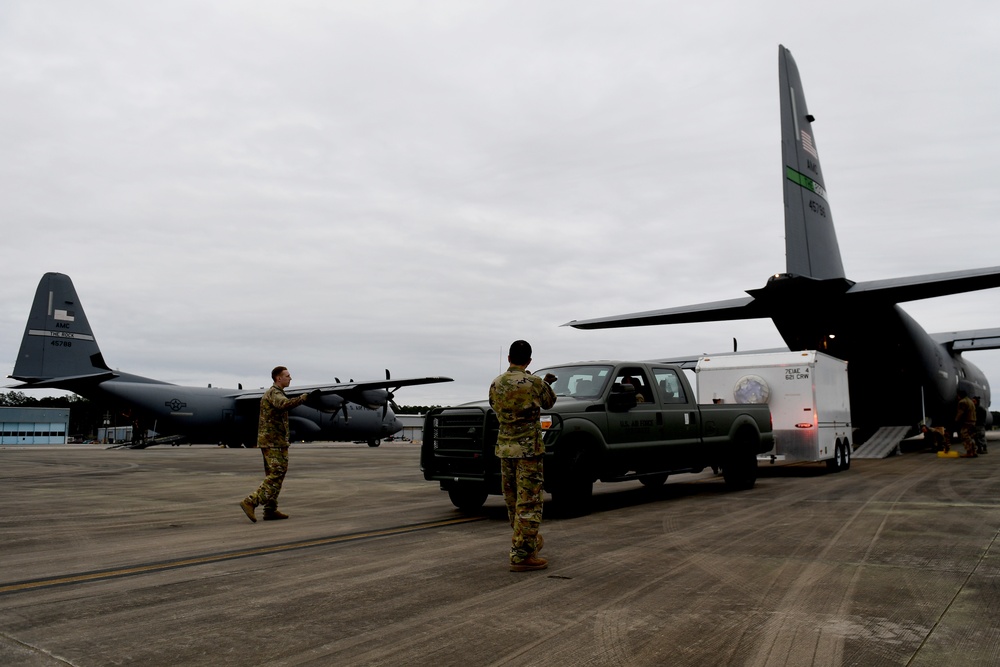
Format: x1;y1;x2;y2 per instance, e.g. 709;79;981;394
2;440;999;667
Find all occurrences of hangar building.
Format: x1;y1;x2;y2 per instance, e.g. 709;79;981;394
0;407;70;445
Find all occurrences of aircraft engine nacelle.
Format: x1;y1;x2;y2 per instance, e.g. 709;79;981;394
288;416;322;442
358;388;390;409
304;393;345;413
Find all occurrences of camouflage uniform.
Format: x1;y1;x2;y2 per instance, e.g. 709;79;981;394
955;394;977;457
922;425;949;452
974;399;988;454
489;366;556;564
246;384;309;510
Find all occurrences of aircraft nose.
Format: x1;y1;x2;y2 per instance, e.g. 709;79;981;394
383;415;402;435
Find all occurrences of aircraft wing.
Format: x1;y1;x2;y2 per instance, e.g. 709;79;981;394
647;347;792;370
228;376;453;401
930;328;1000;352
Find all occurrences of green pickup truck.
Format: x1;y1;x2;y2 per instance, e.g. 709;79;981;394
421;360;774;513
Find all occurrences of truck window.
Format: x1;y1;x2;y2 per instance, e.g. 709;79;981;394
614;368;653;404
653;368;687;404
536;365;612;399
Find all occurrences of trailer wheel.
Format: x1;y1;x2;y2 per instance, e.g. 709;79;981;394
448;485;488;512
827;442;844;471
841;439;851;470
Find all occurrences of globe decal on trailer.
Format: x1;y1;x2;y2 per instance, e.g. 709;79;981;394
733;375;770;404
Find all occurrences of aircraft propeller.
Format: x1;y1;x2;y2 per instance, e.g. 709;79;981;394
383;368;401;419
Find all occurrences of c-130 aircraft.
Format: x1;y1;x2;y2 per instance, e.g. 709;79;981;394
566;45;1000;442
8;272;452;446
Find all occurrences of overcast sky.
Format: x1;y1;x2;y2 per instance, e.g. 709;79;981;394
2;1;999;407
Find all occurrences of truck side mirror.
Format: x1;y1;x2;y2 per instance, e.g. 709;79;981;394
608;384;638;412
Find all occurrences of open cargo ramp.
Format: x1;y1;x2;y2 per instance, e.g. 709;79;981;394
853;425;912;458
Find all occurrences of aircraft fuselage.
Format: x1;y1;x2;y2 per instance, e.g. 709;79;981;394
80;376;402;446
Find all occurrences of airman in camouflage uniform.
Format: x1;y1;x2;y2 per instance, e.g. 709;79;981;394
240;366;312;522
489;340;557;572
955;389;978;458
974;396;988;455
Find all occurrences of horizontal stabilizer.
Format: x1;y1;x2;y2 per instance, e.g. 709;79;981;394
846;266;1000;303
6;371;117;389
564;296;759;330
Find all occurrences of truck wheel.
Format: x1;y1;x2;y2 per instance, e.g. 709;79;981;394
551;445;594;516
639;473;668;488
722;450;757;490
448;485;489;512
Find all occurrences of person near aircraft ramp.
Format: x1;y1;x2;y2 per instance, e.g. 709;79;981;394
489;340;557;572
974;396;988;455
955;389;978;458
240;366;314;522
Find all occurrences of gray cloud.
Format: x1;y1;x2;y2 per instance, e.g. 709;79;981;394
2;1;999;407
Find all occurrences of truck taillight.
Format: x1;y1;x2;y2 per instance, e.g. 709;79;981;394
540;415;553;430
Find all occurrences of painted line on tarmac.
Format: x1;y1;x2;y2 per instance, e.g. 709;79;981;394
0;516;485;595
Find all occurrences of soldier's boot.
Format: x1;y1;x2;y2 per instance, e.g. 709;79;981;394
239;498;257;523
263;508;289;521
510;556;548;572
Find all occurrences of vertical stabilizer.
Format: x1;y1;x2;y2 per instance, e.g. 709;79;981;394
779;45;845;279
10;273;112;383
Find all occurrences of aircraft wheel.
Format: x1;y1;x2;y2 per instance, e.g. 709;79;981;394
367;439;381;448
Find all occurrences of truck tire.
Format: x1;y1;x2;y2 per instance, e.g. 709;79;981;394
722;450;757;490
448;485;488;512
551;443;594;516
639;473;668;488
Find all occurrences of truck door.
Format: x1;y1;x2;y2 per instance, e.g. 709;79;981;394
652;367;703;467
606;367;664;467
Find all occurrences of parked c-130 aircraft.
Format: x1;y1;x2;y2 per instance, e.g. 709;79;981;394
8;273;452;446
566;45;1000;441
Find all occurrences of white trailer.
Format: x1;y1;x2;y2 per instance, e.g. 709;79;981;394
695;351;852;471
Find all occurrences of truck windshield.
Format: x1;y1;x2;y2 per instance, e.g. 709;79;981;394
534;365;612;399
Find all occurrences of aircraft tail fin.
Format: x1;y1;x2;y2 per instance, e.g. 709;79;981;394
9;273;113;385
779;44;846;280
